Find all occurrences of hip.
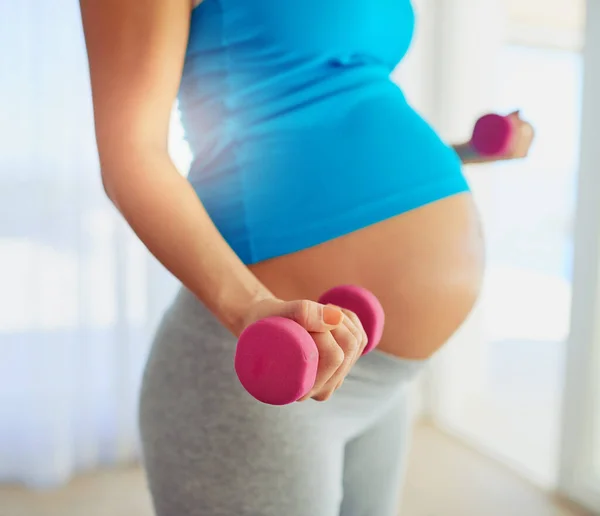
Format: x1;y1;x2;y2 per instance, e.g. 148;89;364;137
140;287;426;436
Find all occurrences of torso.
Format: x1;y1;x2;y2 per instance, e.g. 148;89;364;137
182;0;486;359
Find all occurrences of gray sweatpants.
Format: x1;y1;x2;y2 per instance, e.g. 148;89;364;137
139;287;426;516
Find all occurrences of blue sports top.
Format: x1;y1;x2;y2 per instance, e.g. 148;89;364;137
179;0;469;265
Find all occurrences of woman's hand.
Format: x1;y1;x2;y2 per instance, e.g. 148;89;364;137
498;110;535;161
453;110;535;165
242;297;369;402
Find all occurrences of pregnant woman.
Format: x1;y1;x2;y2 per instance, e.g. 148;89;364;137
79;1;534;515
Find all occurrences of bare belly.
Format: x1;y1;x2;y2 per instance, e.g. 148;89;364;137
249;193;485;359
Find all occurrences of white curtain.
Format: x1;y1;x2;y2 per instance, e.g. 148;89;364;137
0;1;183;488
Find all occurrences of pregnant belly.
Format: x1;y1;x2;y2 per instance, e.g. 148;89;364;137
250;193;485;359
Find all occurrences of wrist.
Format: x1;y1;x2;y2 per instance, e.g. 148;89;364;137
453;141;490;165
226;288;277;337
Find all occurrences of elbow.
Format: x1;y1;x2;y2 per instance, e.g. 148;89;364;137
97;151;133;210
99;164;120;206
95;136;126;203
96;142;169;208
96;140;140;205
99;170;112;201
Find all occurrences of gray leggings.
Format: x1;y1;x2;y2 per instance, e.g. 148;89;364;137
139;287;426;516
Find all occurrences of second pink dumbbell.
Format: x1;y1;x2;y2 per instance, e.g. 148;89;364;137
234;285;385;406
471;113;516;157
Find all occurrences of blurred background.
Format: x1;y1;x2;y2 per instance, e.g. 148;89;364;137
1;0;599;515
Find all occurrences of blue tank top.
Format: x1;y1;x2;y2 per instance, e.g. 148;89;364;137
179;0;468;265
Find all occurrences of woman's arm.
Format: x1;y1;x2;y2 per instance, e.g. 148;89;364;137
79;0;270;335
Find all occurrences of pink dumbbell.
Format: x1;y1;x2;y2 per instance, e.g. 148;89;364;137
234;285;384;406
471;113;516;157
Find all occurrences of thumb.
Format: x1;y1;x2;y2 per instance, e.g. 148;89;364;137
277;300;344;332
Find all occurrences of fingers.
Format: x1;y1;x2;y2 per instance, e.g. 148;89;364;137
298;331;345;401
278;299;344;332
300;308;368;402
317;321;360;398
513;120;535;158
276;299;367;403
340;308;368;360
503;111;534;159
336;309;368;386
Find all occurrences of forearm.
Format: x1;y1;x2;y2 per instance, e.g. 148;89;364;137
452;141;489;165
102;149;272;335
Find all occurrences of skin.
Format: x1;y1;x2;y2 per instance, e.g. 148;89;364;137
79;0;534;402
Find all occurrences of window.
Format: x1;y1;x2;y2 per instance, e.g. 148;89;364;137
425;0;596;502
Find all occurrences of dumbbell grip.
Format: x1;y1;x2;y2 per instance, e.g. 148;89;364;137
471;113;515;157
234;285;384;406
